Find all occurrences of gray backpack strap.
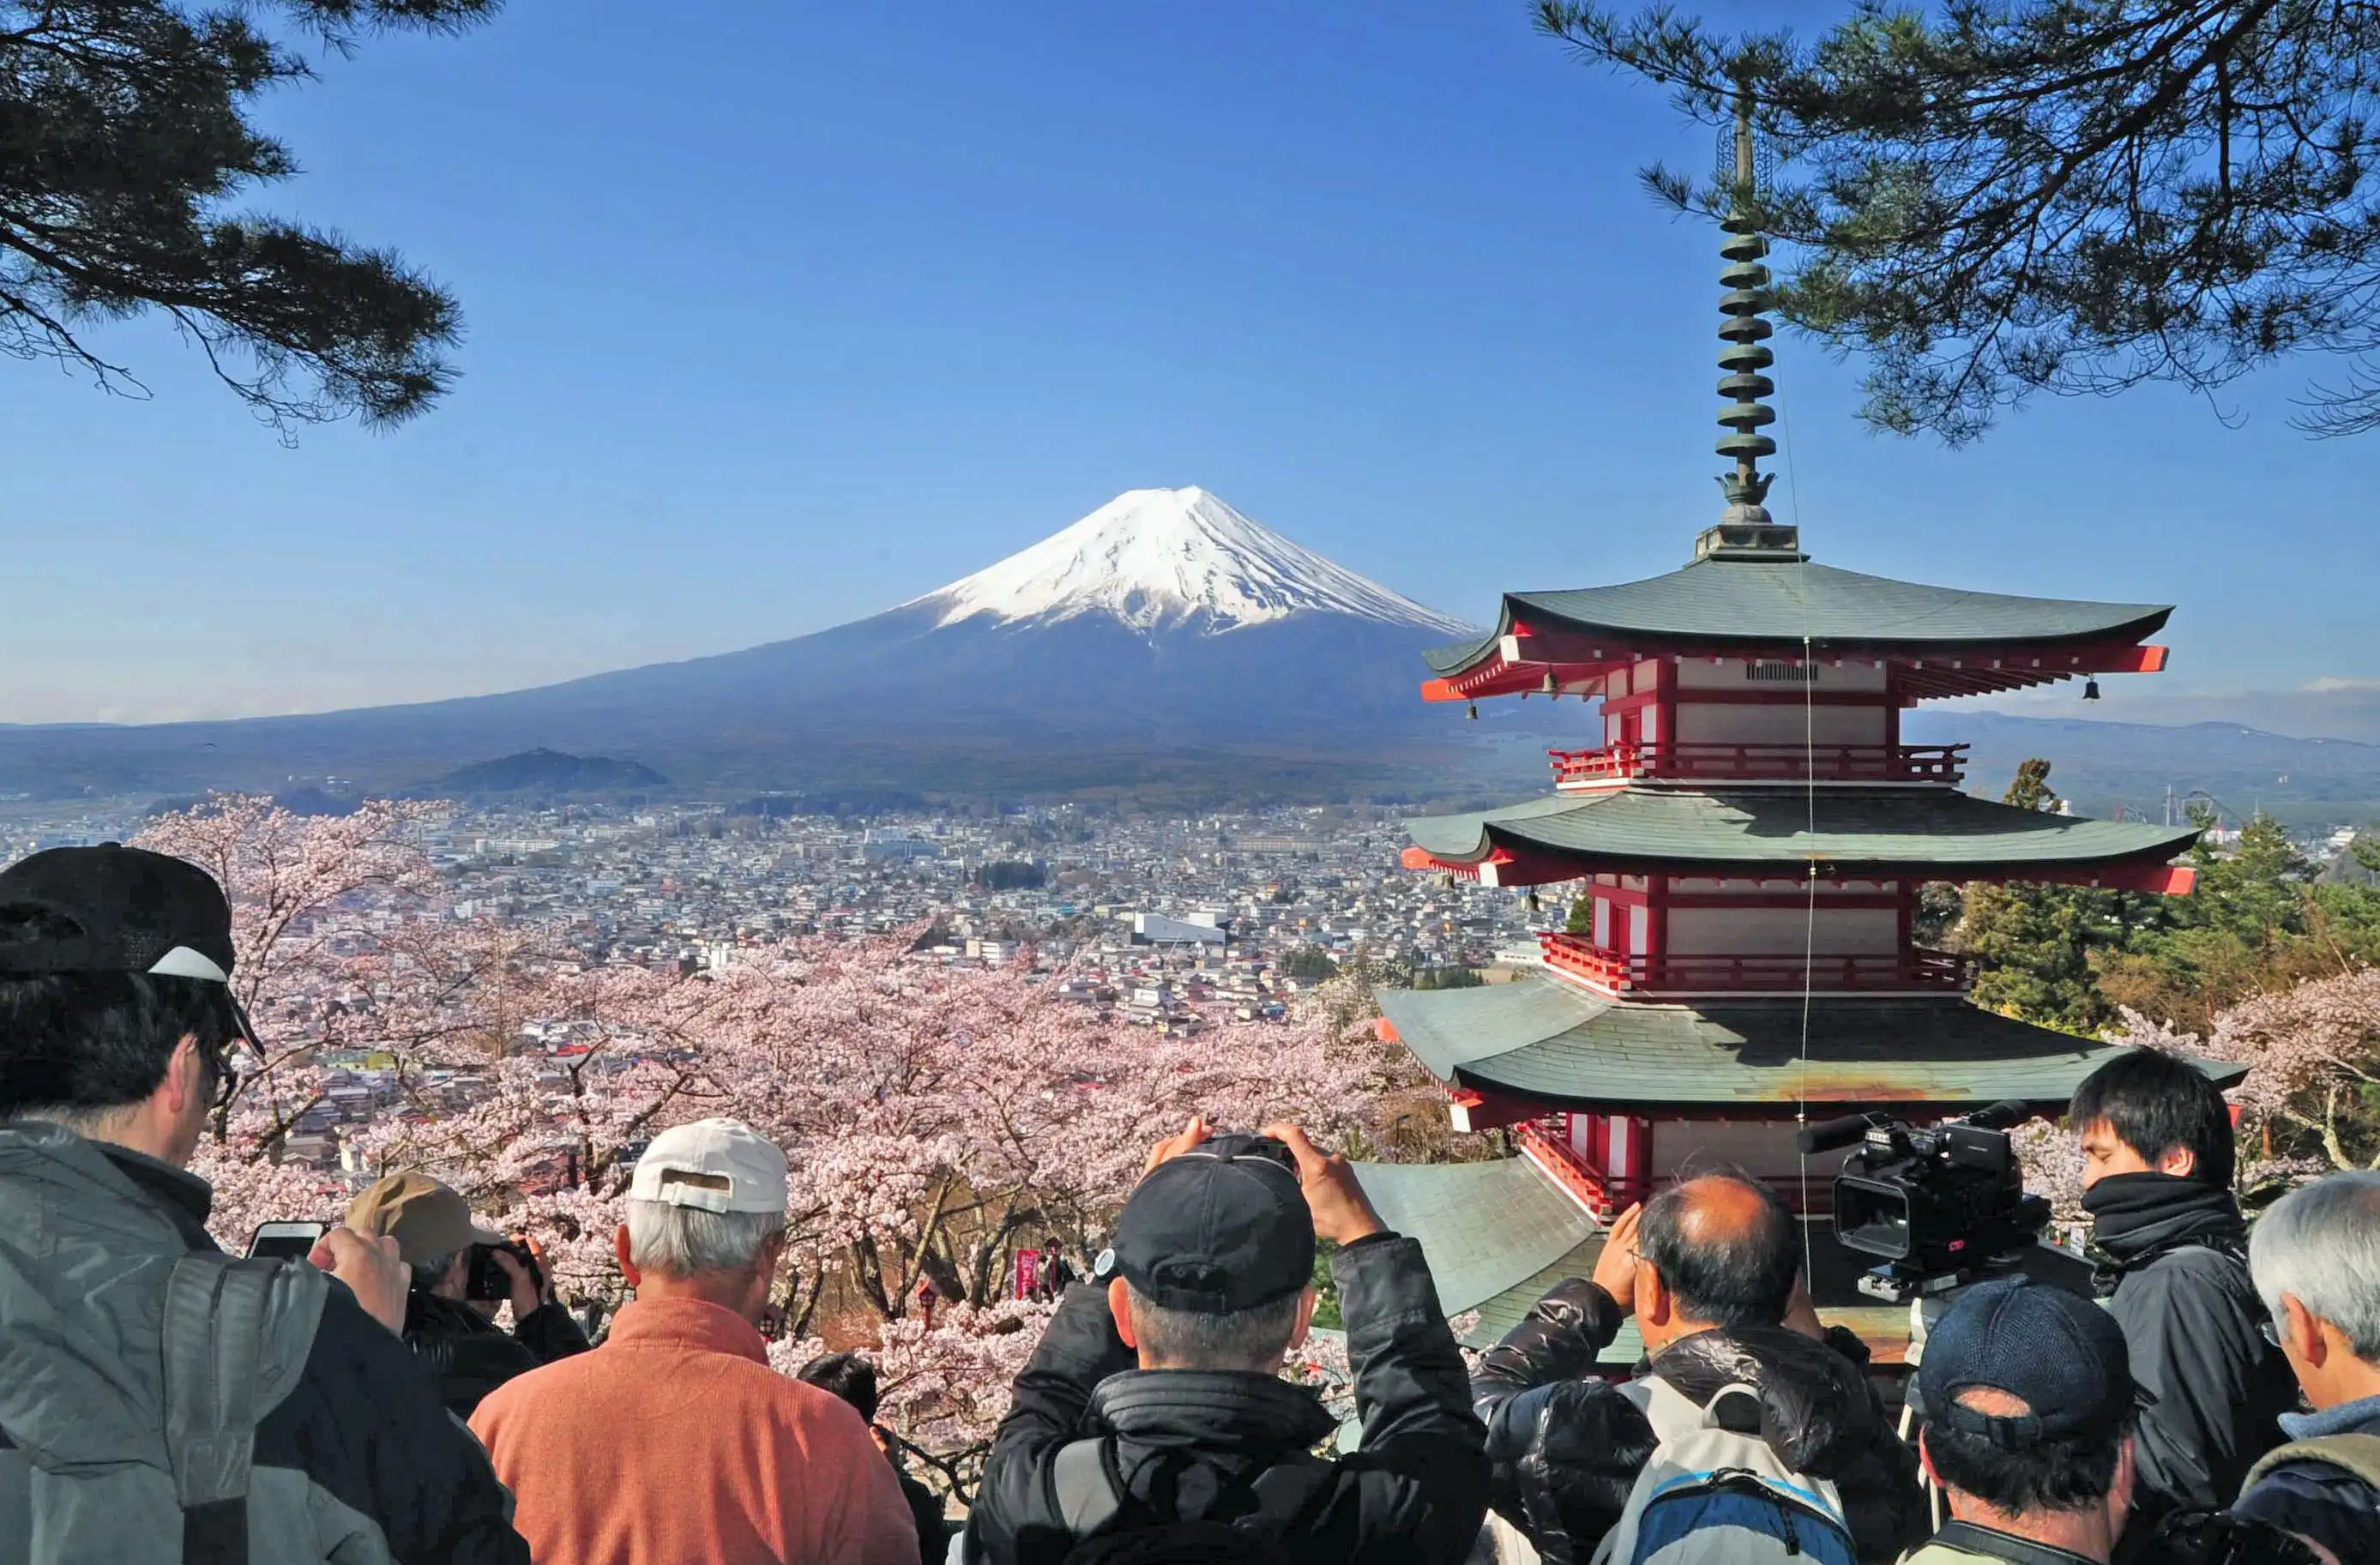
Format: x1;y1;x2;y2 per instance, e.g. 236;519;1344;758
2244;1432;2380;1493
162;1253;325;1565
1051;1437;1125;1537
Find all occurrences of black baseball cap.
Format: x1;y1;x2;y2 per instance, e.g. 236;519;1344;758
1920;1275;2142;1445
0;844;257;1046
1100;1134;1315;1315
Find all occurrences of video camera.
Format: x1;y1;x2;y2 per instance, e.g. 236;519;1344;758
1796;1099;2051;1303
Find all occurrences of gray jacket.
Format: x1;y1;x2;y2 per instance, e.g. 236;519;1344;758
0;1121;529;1564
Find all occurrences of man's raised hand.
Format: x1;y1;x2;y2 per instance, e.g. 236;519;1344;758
1261;1122;1384;1246
1143;1114;1211;1173
310;1225;409;1335
1592;1202;1643;1316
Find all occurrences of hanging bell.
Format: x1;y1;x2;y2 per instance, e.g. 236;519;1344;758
1539;671;1558;697
2083;677;2102;701
1467;701;1479;721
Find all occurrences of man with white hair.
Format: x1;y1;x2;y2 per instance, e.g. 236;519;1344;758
471;1120;919;1565
2237;1171;2380;1565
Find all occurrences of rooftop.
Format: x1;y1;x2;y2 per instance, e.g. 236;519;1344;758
1376;976;2246;1112
1425;557;2172;678
1403;786;2200;884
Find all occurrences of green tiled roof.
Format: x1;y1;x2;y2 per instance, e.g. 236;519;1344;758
1406;787;2199;873
1377;977;2246;1111
1424;558;2171;674
1351;1158;1599;1319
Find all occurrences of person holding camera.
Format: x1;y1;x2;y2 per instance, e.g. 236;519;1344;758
963;1117;1489;1565
346;1170;590;1419
2069;1051;2294;1523
1468;1176;1927;1565
0;845;528;1564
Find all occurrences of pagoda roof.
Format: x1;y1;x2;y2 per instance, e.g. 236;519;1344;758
1350;1157;1602;1321
1376;978;2246;1112
1404;787;2198;884
1425;558;2171;677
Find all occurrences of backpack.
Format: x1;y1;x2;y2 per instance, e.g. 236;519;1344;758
1;1246;327;1563
1589;1382;1858;1565
1047;1436;1338;1565
2243;1431;2380;1500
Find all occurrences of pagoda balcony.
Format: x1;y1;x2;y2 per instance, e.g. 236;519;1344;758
1537;931;1975;996
1548;741;1967;788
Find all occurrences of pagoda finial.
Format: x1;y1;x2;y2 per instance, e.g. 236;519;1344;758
1698;81;1805;564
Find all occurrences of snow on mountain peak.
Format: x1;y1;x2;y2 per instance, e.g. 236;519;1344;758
907;487;1473;636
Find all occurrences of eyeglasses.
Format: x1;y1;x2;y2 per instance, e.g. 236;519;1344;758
2259;1318;2284;1348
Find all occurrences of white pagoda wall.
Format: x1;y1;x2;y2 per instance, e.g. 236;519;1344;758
1671;701;1887;745
1666;906;1899;955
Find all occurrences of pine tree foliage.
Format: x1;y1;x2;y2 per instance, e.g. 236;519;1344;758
1959;759;2130;1032
1538;0;2380;440
1;1;496;430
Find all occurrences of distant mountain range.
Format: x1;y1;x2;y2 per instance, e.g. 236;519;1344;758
0;489;1485;804
3;486;2375;822
1911;711;2380;828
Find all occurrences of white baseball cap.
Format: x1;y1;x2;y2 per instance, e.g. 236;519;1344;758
630;1119;788;1214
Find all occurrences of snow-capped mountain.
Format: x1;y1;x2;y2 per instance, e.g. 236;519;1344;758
0;487;1497;798
907;486;1473;637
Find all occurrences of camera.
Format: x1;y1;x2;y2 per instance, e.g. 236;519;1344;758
1797;1099;2050;1303
466;1238;540;1303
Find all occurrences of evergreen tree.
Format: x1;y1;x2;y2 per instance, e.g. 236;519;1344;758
1960;759;2124;1032
2;1;497;430
1537;0;2380;440
1565;894;1594;936
2100;807;2380;1028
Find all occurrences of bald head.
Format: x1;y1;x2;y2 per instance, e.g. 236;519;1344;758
1639;1173;1798;1331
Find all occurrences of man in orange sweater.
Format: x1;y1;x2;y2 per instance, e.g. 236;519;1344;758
472;1120;919;1565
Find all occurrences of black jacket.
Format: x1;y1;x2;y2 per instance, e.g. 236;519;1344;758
968;1232;1490;1565
2088;1174;2294;1515
404;1288;589;1419
104;1143;530;1565
1470;1278;1927;1565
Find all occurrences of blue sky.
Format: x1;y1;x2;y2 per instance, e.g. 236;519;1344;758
3;0;2371;731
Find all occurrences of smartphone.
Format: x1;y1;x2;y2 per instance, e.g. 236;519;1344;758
248;1220;328;1261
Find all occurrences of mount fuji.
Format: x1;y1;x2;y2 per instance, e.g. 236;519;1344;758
0;488;1497;802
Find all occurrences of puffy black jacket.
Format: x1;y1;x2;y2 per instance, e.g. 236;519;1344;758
404;1288;589;1419
1470;1278;1927;1565
967;1233;1490;1565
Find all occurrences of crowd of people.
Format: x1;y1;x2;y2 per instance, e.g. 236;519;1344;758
1;840;2376;1565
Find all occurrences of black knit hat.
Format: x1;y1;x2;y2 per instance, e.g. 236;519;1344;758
1920;1275;2143;1445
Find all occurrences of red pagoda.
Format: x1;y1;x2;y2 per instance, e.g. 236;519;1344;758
1365;156;2216;1271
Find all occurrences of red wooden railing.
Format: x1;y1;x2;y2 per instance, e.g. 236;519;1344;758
1515;1121;1626;1216
1548;742;1967;786
1538;931;1974;995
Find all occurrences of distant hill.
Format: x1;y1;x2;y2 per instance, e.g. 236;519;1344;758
1908;711;2380;827
428;749;668;795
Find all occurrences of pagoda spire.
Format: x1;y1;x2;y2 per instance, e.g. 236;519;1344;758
1699;86;1805;563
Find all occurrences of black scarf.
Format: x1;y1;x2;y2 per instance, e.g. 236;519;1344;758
2082;1172;2246;1294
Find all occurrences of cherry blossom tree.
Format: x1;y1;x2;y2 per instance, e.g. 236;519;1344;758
133;794;1404;1491
2112;968;2380;1175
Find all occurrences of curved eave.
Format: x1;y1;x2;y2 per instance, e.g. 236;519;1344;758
1401;788;2200;890
1375;981;2245;1113
1422;561;2173;698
